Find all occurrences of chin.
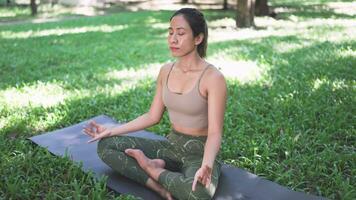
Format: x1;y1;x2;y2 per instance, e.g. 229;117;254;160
171;51;191;58
170;52;182;57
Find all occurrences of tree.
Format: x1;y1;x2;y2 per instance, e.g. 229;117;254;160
30;0;37;16
236;0;255;28
255;0;269;16
223;0;228;10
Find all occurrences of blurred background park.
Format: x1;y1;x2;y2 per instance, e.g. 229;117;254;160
0;0;355;199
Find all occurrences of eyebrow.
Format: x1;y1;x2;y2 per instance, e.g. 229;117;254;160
168;27;186;30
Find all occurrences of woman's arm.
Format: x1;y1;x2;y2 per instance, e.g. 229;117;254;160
109;65;168;136
84;64;168;142
193;68;227;190
202;70;227;168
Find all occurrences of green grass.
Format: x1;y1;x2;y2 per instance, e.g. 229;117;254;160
1;1;355;200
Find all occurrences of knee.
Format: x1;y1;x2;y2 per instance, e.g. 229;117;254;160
97;137;110;160
97;137;119;157
97;137;110;152
97;136;133;156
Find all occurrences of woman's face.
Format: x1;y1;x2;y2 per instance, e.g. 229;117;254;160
168;15;201;57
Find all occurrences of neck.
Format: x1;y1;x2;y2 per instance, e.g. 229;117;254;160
176;50;204;72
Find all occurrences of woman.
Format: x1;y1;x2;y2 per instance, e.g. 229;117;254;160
84;8;227;200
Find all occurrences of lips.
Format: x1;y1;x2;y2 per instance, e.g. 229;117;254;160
170;47;179;51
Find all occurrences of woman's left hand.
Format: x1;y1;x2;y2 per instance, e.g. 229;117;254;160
192;165;212;191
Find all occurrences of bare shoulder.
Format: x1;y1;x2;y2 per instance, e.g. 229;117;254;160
156;62;174;81
200;64;226;98
159;62;174;76
205;64;226;84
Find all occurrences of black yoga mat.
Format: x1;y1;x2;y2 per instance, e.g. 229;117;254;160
29;115;326;200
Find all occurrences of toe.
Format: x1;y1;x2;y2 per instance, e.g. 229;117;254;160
124;148;134;155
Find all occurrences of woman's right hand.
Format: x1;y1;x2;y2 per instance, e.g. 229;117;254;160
83;120;112;143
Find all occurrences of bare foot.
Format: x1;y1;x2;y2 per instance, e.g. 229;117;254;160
125;149;165;171
126;149;173;199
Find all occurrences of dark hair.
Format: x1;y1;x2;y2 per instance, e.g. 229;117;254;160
170;8;208;58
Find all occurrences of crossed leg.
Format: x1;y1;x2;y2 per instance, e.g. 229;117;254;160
97;136;174;200
125;149;173;200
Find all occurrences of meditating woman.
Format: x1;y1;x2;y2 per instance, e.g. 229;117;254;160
84;8;227;200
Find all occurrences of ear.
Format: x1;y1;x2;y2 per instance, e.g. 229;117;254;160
194;33;204;46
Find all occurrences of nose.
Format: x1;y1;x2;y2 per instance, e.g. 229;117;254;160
169;34;177;44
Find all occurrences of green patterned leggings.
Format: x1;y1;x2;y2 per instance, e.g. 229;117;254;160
97;129;221;200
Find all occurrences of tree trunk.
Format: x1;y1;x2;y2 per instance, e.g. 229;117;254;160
236;0;255;28
30;0;37;16
223;0;228;10
255;0;269;16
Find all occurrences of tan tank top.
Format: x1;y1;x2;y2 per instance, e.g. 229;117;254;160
162;62;210;129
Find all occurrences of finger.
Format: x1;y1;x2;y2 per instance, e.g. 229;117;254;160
83;126;93;132
83;127;93;134
192;176;198;191
84;122;94;129
201;175;208;186
83;127;96;137
87;137;98;143
90;120;101;130
83;129;95;137
205;176;211;188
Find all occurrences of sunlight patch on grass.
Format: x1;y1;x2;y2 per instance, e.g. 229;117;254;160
0;119;6;129
312;78;352;91
31;111;65;133
208;16;355;43
105;63;160;80
208;17;311;43
273;40;312;53
0;63;164;109
209;17;236;28
145;16;161;24
326;2;356;16
106;63;160;80
0;81;69;108
0;7;30;18
72;6;104;16
258;16;356;31
0;24;128;39
0;11;17;18
275;89;299;103
210;58;268;84
151;22;169;30
337;45;356;58
103;62;161;94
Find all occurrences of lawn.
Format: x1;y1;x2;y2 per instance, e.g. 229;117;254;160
0;0;355;199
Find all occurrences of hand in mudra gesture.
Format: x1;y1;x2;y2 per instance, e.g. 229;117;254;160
192;165;212;191
83;120;111;143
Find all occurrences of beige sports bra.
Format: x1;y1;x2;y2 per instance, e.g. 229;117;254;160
162;62;210;129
